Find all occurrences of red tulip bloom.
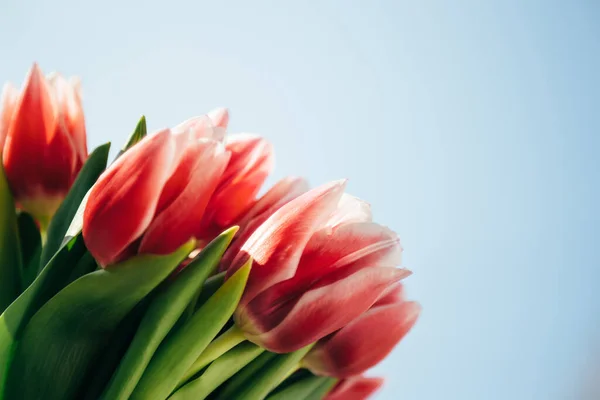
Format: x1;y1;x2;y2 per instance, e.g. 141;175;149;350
199;133;274;239
325;376;384;400
228;181;410;353
304;284;420;377
1;64;87;224
83;117;229;266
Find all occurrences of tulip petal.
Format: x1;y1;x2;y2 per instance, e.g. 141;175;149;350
228;180;346;305
200;134;275;232
325;376;384;400
244;223;403;313
0;83;18;150
219;177;309;270
139;139;229;255
324;194;372;227
47;74;87;166
83;129;175;266
3;64;56;200
305;301;420;377
240;266;410;353
172;115;224;144
237;176;310;229
373;282;404;307
207;107;229;129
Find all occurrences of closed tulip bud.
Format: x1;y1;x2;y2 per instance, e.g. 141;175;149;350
325;376;384;400
1;64;87;224
304;284;420;377
199;133;274;239
228;181;410;353
83;117;229;266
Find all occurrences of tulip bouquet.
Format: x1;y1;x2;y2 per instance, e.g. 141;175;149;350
0;64;419;400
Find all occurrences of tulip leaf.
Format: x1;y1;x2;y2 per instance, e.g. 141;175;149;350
234;345;316;400
216;351;278;399
100;228;237;400
0;162;22;315
130;259;252;400
16;212;41;290
40;142;110;268
117;116;147;158
170;342;263;400
267;375;337;400
0;234;87;392
4;240;194;400
79;300;150;400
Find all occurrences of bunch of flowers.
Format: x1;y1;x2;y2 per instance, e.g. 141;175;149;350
0;64;420;400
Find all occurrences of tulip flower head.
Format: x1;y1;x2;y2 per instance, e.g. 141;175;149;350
83;116;229;266
1;64;87;225
325;376;384;400
228;181;411;353
303;283;420;377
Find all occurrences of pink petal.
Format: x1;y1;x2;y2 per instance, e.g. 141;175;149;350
207;107;229;129
219;177;309;270
237;176;310;230
325;376;384;400
305;301;420;377
323;194;372;228
373;282;405;307
3;64;57;200
201;135;274;232
239;266;410;353
172;115;223;145
228;180;346;305
139;139;229;255
0;82;18;150
245;222;402;311
83;129;175;266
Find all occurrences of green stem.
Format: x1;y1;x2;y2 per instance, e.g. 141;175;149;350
178;325;246;387
234;344;316;400
266;375;338;400
217;351;278;399
170;342;263;400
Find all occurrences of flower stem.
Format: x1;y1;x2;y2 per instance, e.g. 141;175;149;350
170;342;263;400
234;344;316;400
178;324;246;387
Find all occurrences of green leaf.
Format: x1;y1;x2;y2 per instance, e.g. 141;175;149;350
0;235;86;393
131;259;252;400
4;240;194;400
16;212;41;290
216;352;278;399
170;342;263;400
195;271;225;308
267;375;337;400
178;325;246;386
0;162;22;314
100;228;237;400
117;116;147;159
40;143;110;268
234;345;316;400
79;300;150;400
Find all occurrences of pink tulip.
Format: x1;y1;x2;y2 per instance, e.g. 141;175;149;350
1;64;87;224
304;284;420;377
83;117;229;266
325;376;384;400
228;181;410;353
198;133;274;239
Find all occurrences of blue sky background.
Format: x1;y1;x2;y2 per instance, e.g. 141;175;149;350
1;1;599;399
